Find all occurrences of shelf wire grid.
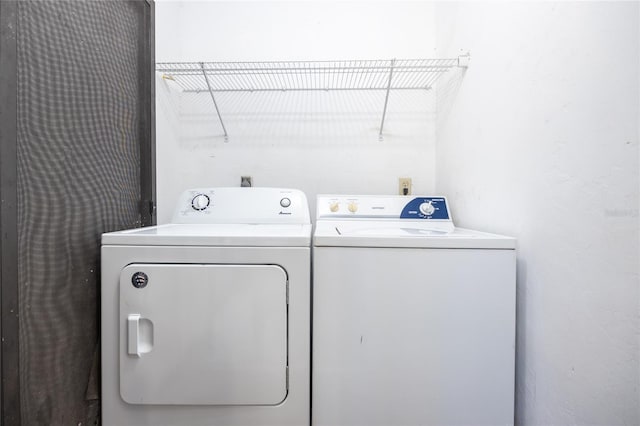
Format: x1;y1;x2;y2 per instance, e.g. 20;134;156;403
156;58;460;93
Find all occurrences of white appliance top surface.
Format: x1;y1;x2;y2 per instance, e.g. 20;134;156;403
314;194;514;249
102;223;312;247
313;220;515;249
102;187;312;246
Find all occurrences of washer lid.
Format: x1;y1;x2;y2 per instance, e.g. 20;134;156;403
313;220;515;249
102;223;312;247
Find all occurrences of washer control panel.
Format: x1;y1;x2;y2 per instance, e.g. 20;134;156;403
317;195;451;221
400;197;449;220
173;188;310;224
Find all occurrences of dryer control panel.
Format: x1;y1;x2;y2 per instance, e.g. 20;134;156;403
317;195;452;221
173;187;311;224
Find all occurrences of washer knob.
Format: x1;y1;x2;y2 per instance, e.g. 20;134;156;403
191;194;210;211
419;201;435;216
329;202;340;212
348;202;358;213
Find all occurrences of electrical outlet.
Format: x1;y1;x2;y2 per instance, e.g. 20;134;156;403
241;176;252;187
398;178;412;195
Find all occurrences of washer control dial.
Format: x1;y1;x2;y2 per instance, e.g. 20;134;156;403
348;202;358;213
191;194;210;211
419;201;435;216
329;202;340;212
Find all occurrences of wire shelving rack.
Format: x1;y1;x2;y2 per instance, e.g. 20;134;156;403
156;56;470;140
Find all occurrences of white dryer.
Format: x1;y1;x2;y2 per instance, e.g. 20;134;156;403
101;188;311;426
312;195;516;426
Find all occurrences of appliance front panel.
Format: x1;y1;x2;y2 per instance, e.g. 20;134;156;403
312;247;516;426
119;264;288;405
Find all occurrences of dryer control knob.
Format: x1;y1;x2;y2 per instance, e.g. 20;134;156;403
348;202;358;213
191;194;210;211
329;202;340;212
419;201;435;216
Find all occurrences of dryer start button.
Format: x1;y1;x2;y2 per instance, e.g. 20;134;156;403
280;197;291;208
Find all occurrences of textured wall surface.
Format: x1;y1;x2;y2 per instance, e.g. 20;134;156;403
435;2;639;424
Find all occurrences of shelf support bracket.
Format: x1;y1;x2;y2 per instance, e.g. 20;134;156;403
457;53;471;68
200;62;228;140
379;58;396;140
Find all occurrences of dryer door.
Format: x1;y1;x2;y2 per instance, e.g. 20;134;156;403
119;263;288;405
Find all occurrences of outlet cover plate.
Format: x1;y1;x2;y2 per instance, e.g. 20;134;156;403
398;177;412;195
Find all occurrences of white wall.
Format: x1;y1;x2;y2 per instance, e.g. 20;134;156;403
155;2;640;424
435;2;639;425
155;0;440;223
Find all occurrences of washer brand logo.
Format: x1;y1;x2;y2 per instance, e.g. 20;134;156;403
131;272;149;289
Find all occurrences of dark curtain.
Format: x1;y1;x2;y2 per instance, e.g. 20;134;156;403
3;1;154;424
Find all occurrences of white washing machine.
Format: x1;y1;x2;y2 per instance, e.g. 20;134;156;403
312;195;516;426
101;188;311;426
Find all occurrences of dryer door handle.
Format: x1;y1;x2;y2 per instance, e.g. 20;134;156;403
128;314;141;357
